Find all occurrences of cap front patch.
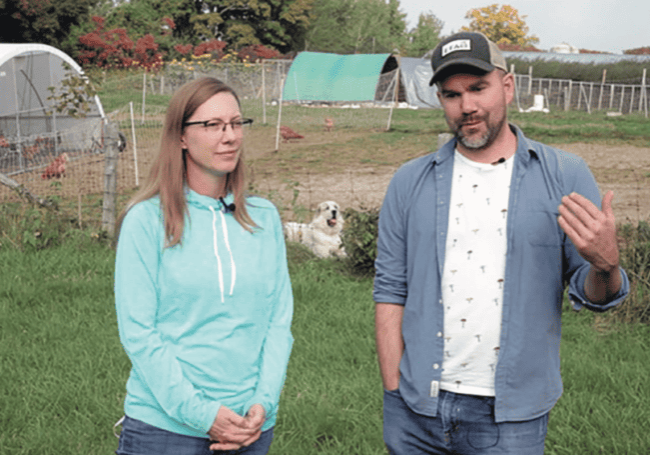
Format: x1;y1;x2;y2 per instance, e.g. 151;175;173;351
442;39;471;57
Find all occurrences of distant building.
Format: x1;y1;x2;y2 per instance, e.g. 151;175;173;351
551;42;579;54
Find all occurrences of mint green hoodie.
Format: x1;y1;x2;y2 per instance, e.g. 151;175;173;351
115;190;293;438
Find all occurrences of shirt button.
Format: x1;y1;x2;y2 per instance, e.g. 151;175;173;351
433;364;440;369
437;332;443;337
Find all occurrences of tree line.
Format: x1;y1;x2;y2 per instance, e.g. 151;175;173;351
1;1;646;70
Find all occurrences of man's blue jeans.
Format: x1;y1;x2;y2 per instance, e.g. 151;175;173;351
383;388;548;455
116;415;274;455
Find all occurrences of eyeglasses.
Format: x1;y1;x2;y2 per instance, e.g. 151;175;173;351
183;118;253;133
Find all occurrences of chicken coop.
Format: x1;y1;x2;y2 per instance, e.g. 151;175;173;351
281;51;441;109
0;43;106;176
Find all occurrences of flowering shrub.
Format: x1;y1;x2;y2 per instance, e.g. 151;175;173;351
193;39;227;58
77;16;286;71
174;44;193;56
78;16;163;70
134;34;163;70
237;44;281;62
78;17;134;69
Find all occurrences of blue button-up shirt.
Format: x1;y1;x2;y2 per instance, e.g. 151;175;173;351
374;125;629;422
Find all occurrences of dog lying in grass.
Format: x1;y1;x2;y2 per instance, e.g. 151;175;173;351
284;201;346;258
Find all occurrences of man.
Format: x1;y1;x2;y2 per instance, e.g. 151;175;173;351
373;32;629;455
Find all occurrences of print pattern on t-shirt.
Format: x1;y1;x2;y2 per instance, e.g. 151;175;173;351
440;151;514;396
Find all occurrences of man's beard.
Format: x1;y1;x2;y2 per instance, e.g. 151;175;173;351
452;114;505;151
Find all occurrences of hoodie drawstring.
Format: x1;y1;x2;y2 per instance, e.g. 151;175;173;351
219;209;237;296
209;206;237;303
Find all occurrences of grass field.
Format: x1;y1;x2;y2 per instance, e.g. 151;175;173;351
0;237;649;454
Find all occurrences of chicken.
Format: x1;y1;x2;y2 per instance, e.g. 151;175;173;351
35;136;55;154
324;117;334;132
0;134;9;148
280;126;304;142
22;143;40;160
41;153;68;179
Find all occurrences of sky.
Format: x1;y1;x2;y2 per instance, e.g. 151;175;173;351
398;0;650;54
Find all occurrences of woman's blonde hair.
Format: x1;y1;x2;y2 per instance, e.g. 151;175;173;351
118;77;256;247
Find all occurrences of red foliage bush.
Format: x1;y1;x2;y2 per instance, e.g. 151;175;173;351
623;47;650;55
174;44;193;55
237;44;281;62
134;34;163;70
78;17;162;70
579;49;611;54
193;39;227;58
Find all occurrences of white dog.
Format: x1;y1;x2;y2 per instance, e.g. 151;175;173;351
284;201;346;258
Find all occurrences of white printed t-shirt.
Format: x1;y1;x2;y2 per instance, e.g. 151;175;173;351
440;150;514;396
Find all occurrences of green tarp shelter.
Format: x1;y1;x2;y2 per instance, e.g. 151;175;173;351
282;51;395;102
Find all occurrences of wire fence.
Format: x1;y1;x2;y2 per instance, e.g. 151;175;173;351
2;61;649;233
514;73;649;116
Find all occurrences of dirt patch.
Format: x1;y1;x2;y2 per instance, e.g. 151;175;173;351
247;135;650;224
2;127;648;227
559;143;650;223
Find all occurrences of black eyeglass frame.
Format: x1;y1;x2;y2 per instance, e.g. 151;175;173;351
182;118;254;131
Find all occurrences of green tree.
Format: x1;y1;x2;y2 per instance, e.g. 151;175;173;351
305;0;407;54
0;0;96;54
406;11;444;57
461;3;539;47
190;0;314;54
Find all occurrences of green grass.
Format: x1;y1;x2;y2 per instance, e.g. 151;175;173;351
545;304;650;454
0;238;648;454
510;109;650;147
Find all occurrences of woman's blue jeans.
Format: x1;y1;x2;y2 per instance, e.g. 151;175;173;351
383;388;548;455
116;415;274;455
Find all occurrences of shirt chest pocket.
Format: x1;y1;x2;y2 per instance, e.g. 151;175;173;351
519;206;563;247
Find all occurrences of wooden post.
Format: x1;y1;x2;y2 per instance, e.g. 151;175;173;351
642;69;648;118
141;70;146;124
129;102;139;187
274;76;285;152
588;82;594;112
639;68;646;113
609;84;615;110
619;86;626;112
598;69;606;110
563;87;569;111
577;82;583;111
102;127;119;236
261;60;267;125
567;80;573;111
386;62;400;131
580;84;591;114
527;66;533;95
544;88;550;111
630;86;635;114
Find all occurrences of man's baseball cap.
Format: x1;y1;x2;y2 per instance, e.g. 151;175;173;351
429;32;508;85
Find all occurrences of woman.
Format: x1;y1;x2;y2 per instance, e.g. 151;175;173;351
114;77;294;455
